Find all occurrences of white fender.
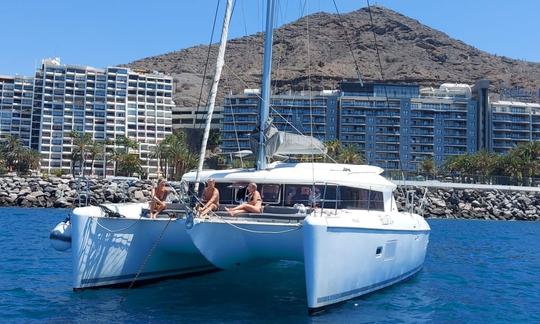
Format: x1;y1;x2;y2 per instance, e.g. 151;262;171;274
50;220;72;251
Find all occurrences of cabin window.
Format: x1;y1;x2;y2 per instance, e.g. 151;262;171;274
339;187;384;211
284;184;337;208
261;184;281;204
215;183;234;205
285;185;311;206
234;186;248;203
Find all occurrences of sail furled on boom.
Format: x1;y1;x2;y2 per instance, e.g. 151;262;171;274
249;119;327;159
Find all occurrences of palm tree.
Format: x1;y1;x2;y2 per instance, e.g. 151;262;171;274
324;139;342;162
1;135;23;172
17;149;40;173
0;135;40;174
69;131;93;176
113;136;139;176
337;145;364;164
496;153;522;185
472;150;497;183
443;154;475;182
418;156;436;179
88;141;103;176
151;140;170;179
117;153;143;177
512;141;540;185
161;133;197;179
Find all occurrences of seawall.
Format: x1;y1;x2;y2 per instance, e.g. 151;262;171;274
0;176;539;221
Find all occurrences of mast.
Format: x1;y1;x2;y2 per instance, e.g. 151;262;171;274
256;0;276;170
194;0;234;194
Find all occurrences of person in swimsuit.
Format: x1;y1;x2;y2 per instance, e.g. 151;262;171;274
197;178;220;218
150;179;170;218
225;182;262;216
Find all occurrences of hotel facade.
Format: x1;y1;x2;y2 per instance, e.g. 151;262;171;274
0;58;174;177
221;81;539;172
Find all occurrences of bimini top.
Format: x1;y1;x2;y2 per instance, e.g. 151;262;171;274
182;162;396;191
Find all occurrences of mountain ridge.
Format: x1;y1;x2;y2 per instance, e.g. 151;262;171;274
125;6;540;107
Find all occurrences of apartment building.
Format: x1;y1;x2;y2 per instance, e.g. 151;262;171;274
221;82;481;171
221;89;338;153
489;101;540;154
2;58;175;177
0;75;34;146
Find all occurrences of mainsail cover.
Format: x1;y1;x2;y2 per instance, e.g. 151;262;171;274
249;119;327;157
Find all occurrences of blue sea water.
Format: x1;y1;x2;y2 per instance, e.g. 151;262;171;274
0;207;539;323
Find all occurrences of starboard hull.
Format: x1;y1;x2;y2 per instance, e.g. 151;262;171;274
303;215;430;312
186;211;429;312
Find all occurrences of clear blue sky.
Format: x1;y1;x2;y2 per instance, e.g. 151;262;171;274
1;0;539;76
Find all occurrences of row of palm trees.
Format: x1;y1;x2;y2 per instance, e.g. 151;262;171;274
151;131;197;179
68;131;143;177
418;142;540;186
0;136;40;174
68;130;200;180
323;139;365;164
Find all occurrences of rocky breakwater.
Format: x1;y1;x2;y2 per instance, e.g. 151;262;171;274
395;187;540;221
0;176;155;209
1;176;540;221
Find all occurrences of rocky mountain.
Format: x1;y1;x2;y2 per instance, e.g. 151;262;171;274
125;6;540;107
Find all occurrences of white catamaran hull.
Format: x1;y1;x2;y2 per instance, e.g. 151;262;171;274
70;204;215;289
303;214;430;312
187;218;303;269
186;209;429;311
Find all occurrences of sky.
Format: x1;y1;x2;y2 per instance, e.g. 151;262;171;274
0;0;539;76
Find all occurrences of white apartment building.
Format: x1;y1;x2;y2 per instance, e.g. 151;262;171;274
0;75;34;146
30;58;174;177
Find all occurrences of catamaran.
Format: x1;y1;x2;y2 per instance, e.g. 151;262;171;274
182;0;430;313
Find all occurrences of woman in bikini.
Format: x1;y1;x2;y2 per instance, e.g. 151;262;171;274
225;182;262;216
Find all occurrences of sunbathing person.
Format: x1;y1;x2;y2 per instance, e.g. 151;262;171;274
225;182;262;216
197;178;220;218
150;179;170;218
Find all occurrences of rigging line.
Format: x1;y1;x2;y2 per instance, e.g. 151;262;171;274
194;0;222;128
223;63;339;163
366;0;397;170
217;217;303;234
229;99;244;167
332;0;363;84
366;0;385;81
121;217;173;304
301;0;317;195
94;216;143;233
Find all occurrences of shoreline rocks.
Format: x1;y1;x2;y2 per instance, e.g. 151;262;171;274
394;187;540;221
0;176;539;221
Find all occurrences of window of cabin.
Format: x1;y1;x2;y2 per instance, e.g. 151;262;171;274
284;184;337;208
339;187;384;211
261;184;281;204
369;191;384;211
215;183;234;205
235;186;247;203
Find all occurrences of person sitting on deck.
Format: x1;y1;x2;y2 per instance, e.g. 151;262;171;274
225;182;262;216
149;179;170;219
197;178;220;218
